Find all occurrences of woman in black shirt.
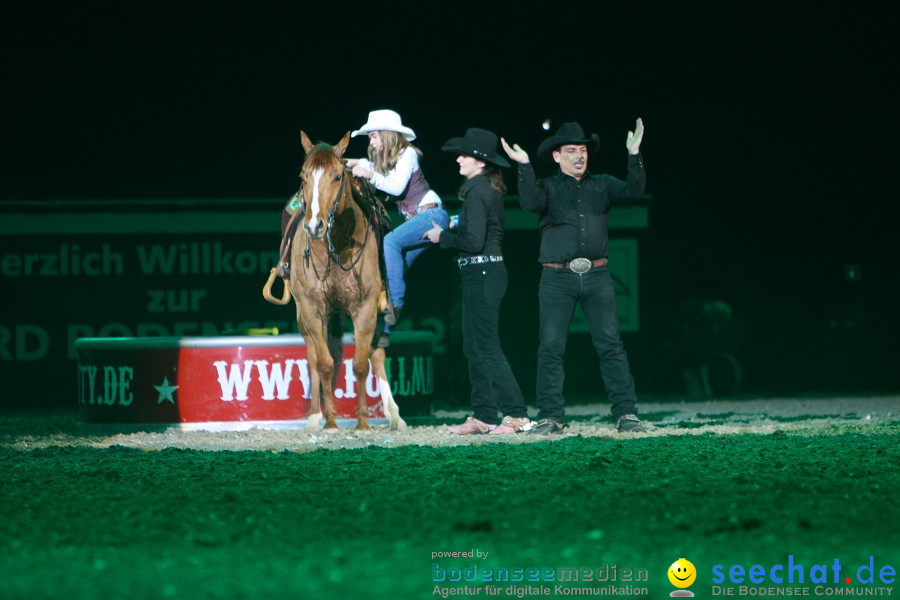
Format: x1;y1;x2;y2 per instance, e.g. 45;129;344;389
423;128;530;435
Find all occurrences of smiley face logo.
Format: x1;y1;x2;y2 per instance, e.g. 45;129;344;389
668;558;697;588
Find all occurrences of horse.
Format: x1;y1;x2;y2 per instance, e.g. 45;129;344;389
270;131;405;431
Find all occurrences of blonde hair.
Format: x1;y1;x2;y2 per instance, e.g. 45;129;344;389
367;130;423;174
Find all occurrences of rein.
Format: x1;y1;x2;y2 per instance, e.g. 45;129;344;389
304;168;373;280
327;169;372;272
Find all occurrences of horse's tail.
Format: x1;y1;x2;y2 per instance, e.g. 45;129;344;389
326;312;344;387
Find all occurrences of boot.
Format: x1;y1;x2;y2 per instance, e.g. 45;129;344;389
385;306;401;326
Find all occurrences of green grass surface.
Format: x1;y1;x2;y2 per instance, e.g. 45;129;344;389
2;423;899;599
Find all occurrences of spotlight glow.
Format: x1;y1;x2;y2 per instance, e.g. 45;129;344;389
542;119;552;131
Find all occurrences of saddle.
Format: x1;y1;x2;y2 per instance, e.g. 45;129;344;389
349;176;393;251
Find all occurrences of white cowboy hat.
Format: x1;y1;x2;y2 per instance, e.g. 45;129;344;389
351;109;416;141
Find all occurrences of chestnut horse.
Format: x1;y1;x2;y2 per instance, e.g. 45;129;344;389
278;131;404;431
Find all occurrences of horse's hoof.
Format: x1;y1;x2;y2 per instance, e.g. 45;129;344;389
324;420;339;430
355;422;371;432
306;412;323;430
391;418;408;431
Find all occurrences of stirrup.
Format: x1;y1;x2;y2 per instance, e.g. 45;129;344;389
262;268;291;305
384;305;401;326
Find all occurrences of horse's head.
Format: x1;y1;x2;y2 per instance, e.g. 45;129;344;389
299;131;351;239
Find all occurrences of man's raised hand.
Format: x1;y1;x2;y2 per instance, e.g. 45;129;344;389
501;137;530;164
626;118;644;155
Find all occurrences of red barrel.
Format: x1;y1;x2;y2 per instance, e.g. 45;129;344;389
76;332;434;430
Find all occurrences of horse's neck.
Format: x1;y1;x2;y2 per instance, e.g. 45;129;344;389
331;193;367;246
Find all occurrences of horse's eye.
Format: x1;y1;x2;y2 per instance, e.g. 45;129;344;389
334;174;342;182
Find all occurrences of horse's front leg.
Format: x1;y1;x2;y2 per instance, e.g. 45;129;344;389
316;340;338;429
305;338;336;428
297;303;338;429
305;343;323;430
296;307;325;430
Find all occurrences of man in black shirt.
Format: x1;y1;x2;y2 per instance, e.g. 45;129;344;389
501;119;647;434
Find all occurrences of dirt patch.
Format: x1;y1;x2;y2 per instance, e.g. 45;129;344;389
5;395;897;452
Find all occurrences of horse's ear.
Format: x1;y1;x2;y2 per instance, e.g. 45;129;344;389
300;131;314;154
333;131;351;159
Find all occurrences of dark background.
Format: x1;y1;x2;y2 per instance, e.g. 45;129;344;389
3;4;897;398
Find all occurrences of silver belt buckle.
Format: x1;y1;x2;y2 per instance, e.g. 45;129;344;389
569;258;592;274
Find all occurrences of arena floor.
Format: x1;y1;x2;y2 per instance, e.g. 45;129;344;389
2;394;898;599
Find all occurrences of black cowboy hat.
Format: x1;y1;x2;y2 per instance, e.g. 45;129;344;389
536;122;600;162
441;127;510;168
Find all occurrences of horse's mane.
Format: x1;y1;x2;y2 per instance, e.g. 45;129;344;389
304;143;342;170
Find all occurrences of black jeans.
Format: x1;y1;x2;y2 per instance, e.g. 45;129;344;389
536;266;638;421
460;262;527;423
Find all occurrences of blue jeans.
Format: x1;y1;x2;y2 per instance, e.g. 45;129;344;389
460;262;527;423
382;206;449;330
536;266;638;421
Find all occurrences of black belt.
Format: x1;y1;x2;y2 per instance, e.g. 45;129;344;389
542;257;608;273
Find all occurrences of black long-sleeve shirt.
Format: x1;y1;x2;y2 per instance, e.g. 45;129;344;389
438;174;505;258
517;154;646;263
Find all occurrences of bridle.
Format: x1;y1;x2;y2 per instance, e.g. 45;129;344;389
303;167;373;278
